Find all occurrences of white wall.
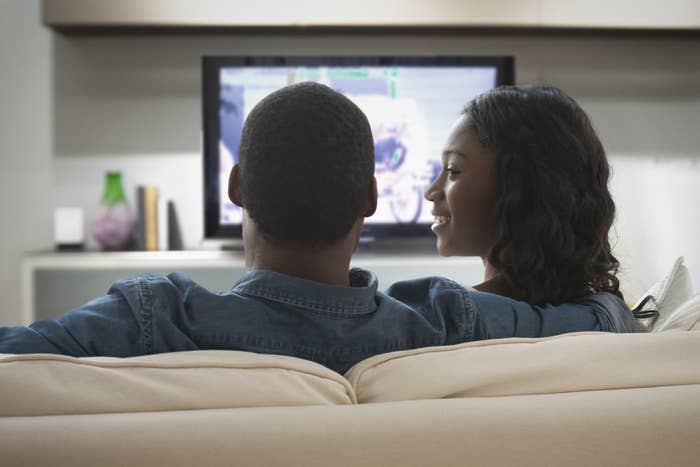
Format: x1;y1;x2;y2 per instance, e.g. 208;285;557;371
1;0;699;324
0;0;52;325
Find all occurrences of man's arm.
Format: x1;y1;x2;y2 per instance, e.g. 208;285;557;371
0;289;144;357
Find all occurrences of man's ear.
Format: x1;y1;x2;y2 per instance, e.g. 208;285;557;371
228;164;244;207
364;177;378;217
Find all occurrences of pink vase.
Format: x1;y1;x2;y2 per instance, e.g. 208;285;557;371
92;172;136;250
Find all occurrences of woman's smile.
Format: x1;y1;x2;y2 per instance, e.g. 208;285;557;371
431;214;452;233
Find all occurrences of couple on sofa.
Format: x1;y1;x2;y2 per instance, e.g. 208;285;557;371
0;82;636;373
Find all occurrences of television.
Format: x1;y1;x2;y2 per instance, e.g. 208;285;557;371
202;55;514;245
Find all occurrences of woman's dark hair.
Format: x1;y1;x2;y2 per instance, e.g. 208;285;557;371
464;85;622;305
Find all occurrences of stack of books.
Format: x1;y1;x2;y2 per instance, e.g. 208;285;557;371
133;185;182;251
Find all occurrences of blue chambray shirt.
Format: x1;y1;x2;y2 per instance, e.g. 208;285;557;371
0;268;636;374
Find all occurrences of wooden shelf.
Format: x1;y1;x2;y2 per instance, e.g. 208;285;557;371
42;0;700;31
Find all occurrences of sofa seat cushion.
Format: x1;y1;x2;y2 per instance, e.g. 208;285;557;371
0;350;355;416
345;331;700;403
3;385;699;467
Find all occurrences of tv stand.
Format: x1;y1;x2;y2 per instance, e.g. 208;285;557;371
356;236;435;255
21;250;484;325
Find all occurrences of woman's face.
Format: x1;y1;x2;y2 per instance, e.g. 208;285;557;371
425;115;499;257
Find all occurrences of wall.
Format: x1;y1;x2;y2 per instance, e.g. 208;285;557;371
0;0;52;325
1;0;699;324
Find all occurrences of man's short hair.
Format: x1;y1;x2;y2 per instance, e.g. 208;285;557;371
238;82;375;247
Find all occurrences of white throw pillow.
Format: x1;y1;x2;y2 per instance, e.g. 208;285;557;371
632;257;694;331
654;292;700;331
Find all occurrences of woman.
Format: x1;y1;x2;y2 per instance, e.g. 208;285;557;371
423;85;636;332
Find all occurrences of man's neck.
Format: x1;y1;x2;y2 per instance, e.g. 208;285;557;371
245;242;353;286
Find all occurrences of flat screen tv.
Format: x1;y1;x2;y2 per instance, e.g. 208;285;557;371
203;55;514;244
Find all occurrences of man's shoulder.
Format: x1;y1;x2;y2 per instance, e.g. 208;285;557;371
381;276;474;342
386;275;468;296
107;271;206;305
111;271;197;288
383;276;472;317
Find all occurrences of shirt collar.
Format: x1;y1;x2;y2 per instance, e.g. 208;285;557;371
232;267;378;315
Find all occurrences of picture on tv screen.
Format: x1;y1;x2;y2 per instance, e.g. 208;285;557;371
203;56;514;240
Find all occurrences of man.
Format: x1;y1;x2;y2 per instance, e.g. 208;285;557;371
0;83;471;373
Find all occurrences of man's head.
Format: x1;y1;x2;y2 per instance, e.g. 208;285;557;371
229;82;376;249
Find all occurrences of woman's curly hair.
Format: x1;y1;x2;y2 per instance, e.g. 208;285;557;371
464;85;622;305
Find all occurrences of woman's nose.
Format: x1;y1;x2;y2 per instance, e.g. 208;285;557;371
424;177;444;202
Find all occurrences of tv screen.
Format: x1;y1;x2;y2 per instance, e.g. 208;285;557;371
203;56;514;241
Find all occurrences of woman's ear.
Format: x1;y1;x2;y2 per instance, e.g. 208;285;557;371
364;177;378;217
228;164;244;207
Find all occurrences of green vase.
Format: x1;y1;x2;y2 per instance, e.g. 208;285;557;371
91;171;135;250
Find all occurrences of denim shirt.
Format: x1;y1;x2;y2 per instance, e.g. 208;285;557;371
0;268;636;374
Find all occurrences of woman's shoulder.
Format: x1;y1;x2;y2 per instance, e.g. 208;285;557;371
571;291;636;332
467;288;636;336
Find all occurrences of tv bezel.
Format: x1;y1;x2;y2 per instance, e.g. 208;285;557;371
203;55;515;240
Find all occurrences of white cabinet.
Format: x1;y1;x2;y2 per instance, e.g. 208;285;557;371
21;251;484;325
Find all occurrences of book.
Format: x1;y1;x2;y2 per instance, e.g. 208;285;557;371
167;200;184;250
158;194;168;251
134;185;177;251
133;186;145;251
133;184;160;251
143;185;159;251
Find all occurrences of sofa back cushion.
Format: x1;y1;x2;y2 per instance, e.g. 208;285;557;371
345;331;700;403
0;350;355;416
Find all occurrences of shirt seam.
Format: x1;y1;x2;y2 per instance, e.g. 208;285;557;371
235;286;375;317
136;277;154;354
462;287;476;341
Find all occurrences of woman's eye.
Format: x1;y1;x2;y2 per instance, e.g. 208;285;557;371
444;166;461;176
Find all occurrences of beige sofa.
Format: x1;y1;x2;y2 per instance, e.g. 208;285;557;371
2;330;699;467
